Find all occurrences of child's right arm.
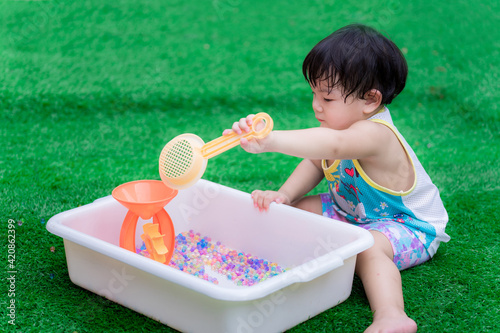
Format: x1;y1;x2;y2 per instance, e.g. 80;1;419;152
225;114;390;162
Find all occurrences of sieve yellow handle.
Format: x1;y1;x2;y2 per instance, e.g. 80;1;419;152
201;112;273;159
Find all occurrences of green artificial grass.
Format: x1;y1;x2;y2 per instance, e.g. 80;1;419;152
1;0;499;332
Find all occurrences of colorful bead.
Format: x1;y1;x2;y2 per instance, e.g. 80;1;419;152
137;230;286;286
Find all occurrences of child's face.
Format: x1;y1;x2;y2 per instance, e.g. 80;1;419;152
310;81;368;130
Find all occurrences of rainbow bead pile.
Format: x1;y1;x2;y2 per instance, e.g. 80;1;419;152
136;230;285;286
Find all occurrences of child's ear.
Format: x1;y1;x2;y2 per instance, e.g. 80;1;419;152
363;89;383;114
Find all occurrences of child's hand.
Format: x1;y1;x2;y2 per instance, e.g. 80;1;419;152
251;190;291;212
223;114;271;154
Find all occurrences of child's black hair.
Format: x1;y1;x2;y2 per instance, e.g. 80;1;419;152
302;24;408;105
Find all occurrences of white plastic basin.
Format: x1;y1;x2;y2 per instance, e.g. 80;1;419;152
47;179;373;333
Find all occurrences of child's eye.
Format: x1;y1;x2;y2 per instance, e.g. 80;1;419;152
324;98;333;102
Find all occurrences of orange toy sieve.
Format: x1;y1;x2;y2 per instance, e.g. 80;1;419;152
159;112;273;190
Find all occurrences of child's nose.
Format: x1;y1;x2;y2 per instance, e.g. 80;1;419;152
312;97;322;112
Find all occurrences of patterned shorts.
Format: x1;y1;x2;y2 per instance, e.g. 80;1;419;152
320;193;431;271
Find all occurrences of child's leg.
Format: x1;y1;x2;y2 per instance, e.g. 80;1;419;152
356;231;417;333
292;194;323;214
294;194;349;222
297;194;424;332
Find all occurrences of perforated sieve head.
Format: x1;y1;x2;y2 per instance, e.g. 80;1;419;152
159;134;207;190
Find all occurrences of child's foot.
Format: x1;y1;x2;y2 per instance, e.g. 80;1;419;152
364;309;417;333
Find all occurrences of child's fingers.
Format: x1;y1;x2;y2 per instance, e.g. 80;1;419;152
262;195;280;211
230;117;251;135
251;190;265;211
224;115;256;136
239;137;250;147
231;121;243;134
245;114;254;127
251;190;284;212
238;117;252;132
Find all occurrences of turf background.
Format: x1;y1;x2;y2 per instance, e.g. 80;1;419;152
0;0;499;332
